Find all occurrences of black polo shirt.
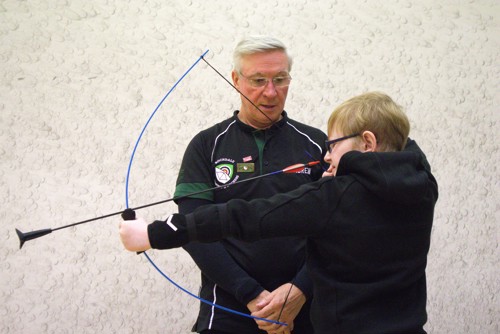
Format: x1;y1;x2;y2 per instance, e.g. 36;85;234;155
175;110;326;203
173;110;327;333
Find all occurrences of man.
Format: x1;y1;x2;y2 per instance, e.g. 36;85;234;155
170;36;327;333
120;91;438;334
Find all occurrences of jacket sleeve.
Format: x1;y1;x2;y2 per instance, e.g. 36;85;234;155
150;178;339;245
178;198;264;305
147;178;346;306
292;261;313;299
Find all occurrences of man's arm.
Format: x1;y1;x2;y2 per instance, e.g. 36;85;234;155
179;198;265;305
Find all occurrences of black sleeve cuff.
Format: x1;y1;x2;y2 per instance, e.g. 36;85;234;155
293;268;314;300
148;214;190;249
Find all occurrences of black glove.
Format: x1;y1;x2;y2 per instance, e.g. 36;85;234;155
121;208;136;221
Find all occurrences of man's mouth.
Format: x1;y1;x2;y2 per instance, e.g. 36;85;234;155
259;104;276;111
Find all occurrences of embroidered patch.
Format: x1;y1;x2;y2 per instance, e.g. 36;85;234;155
296;167;312;175
215;163;234;184
237;163;254;173
243;155;252;162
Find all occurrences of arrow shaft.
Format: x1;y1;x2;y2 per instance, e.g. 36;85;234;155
20;161;319;237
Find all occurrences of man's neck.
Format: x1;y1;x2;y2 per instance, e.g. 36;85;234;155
237;110;282;130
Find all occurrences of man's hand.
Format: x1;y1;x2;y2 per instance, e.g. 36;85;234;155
248;291;292;334
247;290;271;313
251;283;306;334
119;217;151;252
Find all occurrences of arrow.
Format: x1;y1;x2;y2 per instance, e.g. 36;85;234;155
16;161;320;249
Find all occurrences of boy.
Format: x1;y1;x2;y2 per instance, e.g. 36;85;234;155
120;91;438;334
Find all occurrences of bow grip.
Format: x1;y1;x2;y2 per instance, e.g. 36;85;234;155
121;208;143;255
121;208;136;220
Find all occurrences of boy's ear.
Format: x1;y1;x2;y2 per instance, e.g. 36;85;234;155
361;131;377;152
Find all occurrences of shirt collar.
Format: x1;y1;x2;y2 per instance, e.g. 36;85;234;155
233;110;288;133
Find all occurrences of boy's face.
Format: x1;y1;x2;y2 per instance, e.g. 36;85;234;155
323;129;361;177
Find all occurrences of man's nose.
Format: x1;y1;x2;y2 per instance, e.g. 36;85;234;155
262;80;278;96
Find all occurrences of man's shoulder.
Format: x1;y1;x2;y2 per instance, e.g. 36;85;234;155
196;116;238;138
285;117;327;138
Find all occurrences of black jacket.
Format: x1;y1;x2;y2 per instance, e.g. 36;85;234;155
150;140;438;334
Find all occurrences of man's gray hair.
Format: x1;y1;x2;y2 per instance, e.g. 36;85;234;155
233;35;293;73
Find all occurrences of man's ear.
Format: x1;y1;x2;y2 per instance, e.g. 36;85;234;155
361;131;377;152
231;70;240;87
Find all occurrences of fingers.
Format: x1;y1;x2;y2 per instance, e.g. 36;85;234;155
247;290;271;313
253;310;292;332
119;217;151;252
322;170;334;177
252;283;303;332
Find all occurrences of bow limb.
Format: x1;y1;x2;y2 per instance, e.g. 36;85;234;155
125;49;209;207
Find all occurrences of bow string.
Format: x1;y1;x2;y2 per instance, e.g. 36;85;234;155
125;49;287;326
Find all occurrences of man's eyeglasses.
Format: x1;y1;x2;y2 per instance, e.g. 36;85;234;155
325;133;360;153
239;72;292;88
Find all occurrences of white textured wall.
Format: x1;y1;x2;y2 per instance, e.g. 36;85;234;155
1;1;498;333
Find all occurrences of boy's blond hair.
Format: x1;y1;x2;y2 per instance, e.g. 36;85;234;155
327;92;410;152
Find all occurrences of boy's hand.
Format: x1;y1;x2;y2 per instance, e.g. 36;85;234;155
119;217;151;252
322;170;335;178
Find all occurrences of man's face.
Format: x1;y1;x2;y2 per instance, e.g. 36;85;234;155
232;50;290;129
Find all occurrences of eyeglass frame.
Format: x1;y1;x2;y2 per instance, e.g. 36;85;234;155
325;133;360;153
238;71;292;88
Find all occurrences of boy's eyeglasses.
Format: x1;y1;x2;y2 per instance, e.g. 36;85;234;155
239;72;292;88
325;133;360;153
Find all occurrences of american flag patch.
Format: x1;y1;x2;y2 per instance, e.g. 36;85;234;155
243;156;252;162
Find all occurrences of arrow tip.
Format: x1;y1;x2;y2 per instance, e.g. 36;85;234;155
16;229;26;249
15;228;53;249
